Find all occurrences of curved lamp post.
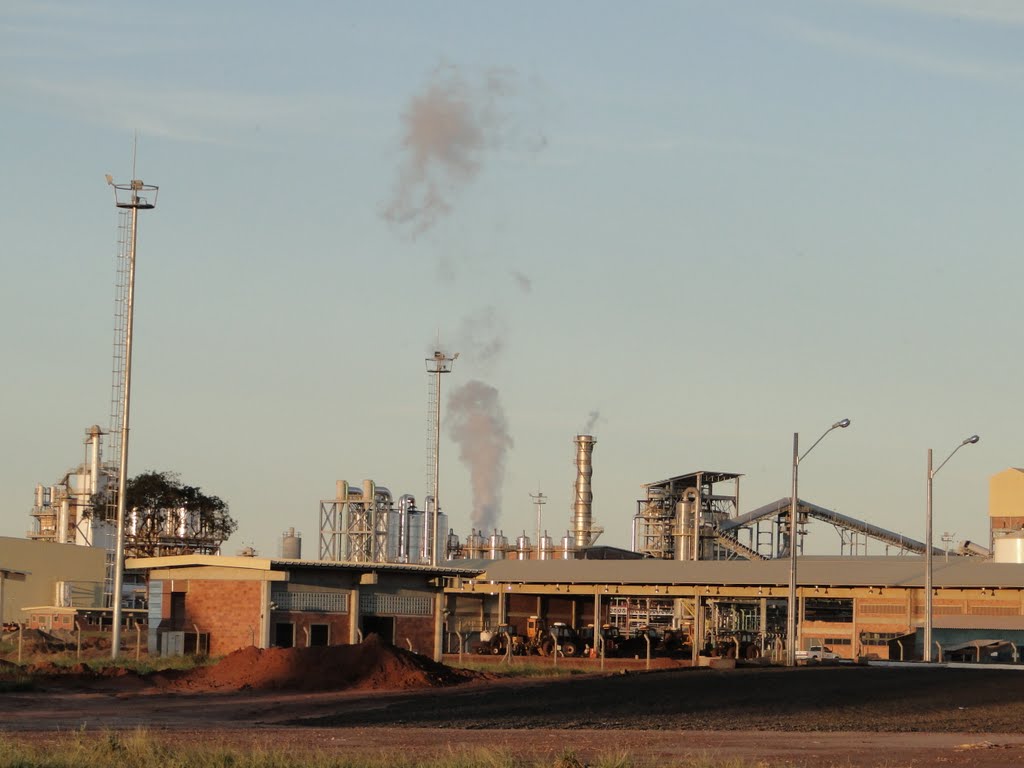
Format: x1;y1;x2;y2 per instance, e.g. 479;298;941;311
924;434;980;662
786;418;851;667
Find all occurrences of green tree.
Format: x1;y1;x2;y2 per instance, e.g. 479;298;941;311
121;470;238;556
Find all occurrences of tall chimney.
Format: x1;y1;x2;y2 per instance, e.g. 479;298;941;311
573;435;596;547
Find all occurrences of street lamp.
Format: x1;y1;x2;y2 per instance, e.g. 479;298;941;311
924;434;980;662
426;350;458;567
786;418;851;667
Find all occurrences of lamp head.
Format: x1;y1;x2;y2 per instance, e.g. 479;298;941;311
963;434;980;445
833;418;851;429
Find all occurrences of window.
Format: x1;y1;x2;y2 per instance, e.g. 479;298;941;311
804;598;853;623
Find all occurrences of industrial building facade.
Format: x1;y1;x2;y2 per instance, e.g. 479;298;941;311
128;555;478;659
446;557;1024;662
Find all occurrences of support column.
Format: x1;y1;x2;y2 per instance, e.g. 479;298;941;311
433;591;444;663
348;587;360;644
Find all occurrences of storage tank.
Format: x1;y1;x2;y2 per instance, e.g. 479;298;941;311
993;533;1024;563
487;530;507;560
539;532;553;560
407;509;425;563
516;532;532;560
466;529;486;559
560;531;577;560
281;527;302;559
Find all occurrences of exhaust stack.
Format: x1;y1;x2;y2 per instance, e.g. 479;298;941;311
573;435;596;548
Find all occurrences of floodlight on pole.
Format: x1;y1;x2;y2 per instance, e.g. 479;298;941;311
107;173;158;660
786;417;851;667
426;350;457;567
924;434;979;662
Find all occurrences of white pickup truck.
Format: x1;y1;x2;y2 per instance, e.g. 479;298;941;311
795;645;840;662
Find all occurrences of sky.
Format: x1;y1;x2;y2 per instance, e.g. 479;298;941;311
2;0;1021;560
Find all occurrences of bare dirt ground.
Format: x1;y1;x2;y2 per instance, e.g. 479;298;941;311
4;640;1024;767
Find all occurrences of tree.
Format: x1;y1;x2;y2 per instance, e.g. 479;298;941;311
119;470;237;557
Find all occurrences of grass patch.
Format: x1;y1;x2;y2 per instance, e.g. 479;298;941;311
0;731;784;768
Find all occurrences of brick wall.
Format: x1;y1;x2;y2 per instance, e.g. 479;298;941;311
271;612;350;647
182;580;262;656
394;616;434;655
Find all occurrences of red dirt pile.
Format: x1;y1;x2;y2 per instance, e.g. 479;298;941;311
160;634;483;692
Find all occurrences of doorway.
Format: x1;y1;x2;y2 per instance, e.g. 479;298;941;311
309;624;329;646
274;622;295;648
361;616;395;644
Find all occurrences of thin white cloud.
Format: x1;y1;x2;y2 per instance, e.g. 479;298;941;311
858;0;1024;26
4;75;361;146
781;16;1024;82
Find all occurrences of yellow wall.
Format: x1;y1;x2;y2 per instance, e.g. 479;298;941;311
0;537;105;624
990;468;1024;523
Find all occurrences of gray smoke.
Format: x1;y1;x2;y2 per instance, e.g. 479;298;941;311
446;380;513;532
383;63;514;237
582;410;601;434
455;307;505;368
511;270;532;293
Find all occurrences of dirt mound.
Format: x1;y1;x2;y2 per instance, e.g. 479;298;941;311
160;635;484;692
2;628;72;654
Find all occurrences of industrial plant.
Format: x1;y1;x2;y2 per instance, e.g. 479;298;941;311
5;171;1024;673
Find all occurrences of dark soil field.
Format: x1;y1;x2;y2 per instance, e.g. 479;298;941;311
4;639;1024;766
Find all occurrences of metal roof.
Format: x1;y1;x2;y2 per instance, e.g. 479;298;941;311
474;557;1024;589
126;554;481;576
642;471;741;490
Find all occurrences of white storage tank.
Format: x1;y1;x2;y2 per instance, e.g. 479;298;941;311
993;533;1024;563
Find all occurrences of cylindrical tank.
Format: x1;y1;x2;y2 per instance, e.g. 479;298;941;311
487;530;507;560
573;435;596;548
58;499;70;544
466;529;485;559
435;512;448;562
539;532;553;560
560;531;576;560
407;509;425;564
35;484;45;508
994;534;1024;563
281;527;302;559
516;532;532;560
446;528;461;559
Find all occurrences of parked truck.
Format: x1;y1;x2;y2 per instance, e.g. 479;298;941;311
795;645;840;662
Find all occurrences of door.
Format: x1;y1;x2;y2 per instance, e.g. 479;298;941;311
361;616;395;644
274;622;295;648
309;624;329;646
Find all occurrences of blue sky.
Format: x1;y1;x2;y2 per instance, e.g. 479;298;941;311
2;0;1020;558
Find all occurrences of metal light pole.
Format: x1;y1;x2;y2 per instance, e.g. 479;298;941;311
106;174;157;660
786;418;851;667
924;434;980;662
530;491;546;559
426;350;457;566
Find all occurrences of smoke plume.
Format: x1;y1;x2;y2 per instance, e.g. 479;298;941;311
383;63;514;237
446;380;513;533
455;307;506;369
582;410;601;434
510;270;532;293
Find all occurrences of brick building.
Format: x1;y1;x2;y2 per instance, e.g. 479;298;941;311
127;554;478;660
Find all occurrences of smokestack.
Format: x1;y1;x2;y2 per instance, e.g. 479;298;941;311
573;435;596;548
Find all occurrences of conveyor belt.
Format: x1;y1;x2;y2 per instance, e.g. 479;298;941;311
719;497;940;556
715;533;768;561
